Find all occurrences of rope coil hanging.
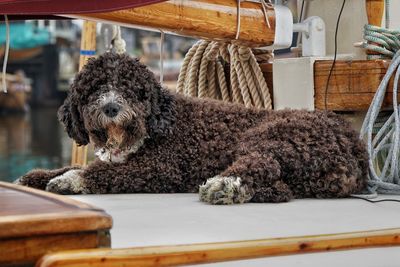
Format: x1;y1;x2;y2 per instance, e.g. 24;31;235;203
176;40;273;109
177;0;273;109
362;24;400;59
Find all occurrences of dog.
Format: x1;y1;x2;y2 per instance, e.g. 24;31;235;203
16;52;368;204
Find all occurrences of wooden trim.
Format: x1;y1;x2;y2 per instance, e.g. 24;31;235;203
37;228;400;267
71;20;97;166
0;232;101;266
0;211;112;239
64;0;276;47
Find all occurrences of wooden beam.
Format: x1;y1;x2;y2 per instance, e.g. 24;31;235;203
66;0;276;47
37;228;400;267
71;21;97;166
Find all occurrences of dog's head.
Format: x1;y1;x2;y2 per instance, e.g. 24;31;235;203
58;52;175;151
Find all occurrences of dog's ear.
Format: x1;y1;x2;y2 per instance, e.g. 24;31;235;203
147;85;176;138
58;94;90;146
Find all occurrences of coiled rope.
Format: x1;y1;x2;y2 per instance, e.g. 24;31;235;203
360;3;400;194
176;41;273;109
362;25;400;59
176;0;273;109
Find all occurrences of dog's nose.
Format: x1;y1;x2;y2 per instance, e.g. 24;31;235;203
102;103;121;118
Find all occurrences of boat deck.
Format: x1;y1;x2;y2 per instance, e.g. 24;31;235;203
72;194;400;267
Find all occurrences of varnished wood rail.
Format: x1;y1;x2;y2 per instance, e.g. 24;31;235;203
65;0;276;47
37;228;400;267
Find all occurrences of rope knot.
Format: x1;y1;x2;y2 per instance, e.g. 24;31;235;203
238;46;251;61
113;39;126;54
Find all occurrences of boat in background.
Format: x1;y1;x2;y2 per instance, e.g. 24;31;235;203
0;71;31;112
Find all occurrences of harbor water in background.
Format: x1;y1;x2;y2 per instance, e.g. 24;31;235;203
0;108;72;182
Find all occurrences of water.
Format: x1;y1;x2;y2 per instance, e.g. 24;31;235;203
0;108;72;182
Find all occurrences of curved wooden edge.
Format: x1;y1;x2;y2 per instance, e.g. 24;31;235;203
37;228;400;267
0;182;112;238
0;181;94;210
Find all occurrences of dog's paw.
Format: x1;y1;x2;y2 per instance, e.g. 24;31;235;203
199;176;253;205
46;170;88;195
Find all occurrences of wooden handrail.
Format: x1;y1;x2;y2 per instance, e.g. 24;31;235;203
65;0;276;47
37;228;400;267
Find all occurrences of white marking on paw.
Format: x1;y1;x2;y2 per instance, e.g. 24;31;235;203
46;170;87;194
199;176;253;205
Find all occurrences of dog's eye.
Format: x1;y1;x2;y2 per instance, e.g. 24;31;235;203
137;88;150;101
115;97;125;105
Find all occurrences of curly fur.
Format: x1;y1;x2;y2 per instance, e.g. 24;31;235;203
16;52;369;203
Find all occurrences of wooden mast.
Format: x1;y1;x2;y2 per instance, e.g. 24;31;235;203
71;21;96;166
365;0;385;57
366;0;384;26
67;0;276;47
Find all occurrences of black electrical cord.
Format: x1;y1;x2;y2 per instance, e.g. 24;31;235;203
296;0;305;47
324;0;346;110
351;195;400;203
299;0;305;23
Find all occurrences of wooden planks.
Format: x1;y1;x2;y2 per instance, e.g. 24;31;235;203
314;59;397;111
0;182;112;266
66;0;276;47
37;228;400;267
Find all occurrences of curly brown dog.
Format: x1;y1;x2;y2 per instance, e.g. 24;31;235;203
16;52;369;204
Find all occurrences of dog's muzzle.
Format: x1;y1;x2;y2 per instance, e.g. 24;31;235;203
102;102;121;118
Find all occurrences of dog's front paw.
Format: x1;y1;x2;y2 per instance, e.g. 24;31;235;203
15;169;55;190
199;176;253;205
46;170;88;195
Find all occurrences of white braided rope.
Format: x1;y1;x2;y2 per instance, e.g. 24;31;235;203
176;40;272;110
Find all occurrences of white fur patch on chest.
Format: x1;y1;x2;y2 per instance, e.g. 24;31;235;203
95;137;145;163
